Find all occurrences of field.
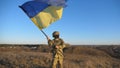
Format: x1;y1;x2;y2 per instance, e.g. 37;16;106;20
0;44;120;68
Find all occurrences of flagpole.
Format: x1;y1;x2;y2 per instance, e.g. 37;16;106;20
40;30;49;40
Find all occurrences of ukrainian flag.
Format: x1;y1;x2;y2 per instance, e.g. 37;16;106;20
20;1;63;29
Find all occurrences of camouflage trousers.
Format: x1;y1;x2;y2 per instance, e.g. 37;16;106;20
52;57;63;68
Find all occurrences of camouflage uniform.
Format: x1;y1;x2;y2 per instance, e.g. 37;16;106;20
48;38;65;68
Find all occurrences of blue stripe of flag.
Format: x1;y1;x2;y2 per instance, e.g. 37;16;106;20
20;1;49;18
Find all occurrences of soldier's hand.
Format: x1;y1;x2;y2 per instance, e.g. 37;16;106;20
47;36;50;40
56;46;59;49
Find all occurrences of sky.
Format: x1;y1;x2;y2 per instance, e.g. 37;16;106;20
0;0;120;45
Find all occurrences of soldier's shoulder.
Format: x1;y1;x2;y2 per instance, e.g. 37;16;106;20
59;38;64;42
59;38;63;40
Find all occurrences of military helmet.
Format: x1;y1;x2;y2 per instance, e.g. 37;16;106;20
52;31;59;37
53;31;59;36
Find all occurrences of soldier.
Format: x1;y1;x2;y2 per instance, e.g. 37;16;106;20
47;31;66;68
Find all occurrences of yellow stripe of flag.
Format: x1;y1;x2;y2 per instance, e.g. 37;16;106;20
31;6;63;30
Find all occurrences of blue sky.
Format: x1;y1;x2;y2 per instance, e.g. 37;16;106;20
0;0;120;45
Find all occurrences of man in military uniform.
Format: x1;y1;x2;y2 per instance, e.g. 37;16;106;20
47;31;65;68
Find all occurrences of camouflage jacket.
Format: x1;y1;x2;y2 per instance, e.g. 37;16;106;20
48;38;65;58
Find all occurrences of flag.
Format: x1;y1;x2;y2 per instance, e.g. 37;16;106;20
20;0;67;30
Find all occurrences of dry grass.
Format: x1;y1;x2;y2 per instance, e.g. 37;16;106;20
0;44;120;68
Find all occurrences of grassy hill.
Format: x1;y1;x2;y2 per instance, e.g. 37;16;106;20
0;44;120;68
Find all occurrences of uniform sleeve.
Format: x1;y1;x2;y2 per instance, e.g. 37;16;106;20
48;39;53;47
